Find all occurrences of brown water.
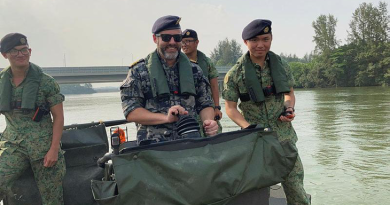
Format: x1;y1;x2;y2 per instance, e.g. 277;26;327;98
1;87;389;205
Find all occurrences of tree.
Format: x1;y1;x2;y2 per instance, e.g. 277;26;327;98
210;38;243;66
312;14;339;55
347;1;390;45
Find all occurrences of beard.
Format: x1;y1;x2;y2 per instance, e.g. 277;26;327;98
158;44;180;60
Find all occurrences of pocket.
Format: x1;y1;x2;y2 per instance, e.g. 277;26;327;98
91;180;119;205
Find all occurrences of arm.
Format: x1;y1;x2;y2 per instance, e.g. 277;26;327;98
126;105;188;125
225;100;250;129
279;88;296;122
199;107;218;136
44;103;64;167
210;77;222;119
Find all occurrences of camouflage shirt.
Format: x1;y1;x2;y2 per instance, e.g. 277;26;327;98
120;55;214;142
197;50;219;80
0;68;65;160
222;52;298;142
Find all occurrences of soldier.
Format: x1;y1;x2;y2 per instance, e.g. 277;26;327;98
120;15;218;143
0;33;66;204
181;29;223;136
222;20;310;204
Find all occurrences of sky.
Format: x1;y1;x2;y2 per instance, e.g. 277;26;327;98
0;0;388;68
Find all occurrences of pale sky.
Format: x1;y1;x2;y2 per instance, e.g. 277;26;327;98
0;0;387;68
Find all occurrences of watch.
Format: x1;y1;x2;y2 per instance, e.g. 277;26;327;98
214;106;221;110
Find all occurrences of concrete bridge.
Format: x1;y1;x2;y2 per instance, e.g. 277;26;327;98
0;66;231;84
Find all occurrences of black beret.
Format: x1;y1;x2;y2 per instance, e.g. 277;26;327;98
0;33;28;53
152;15;181;34
242;19;272;40
182;29;198;39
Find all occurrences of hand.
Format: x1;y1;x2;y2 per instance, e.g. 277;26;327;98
203;120;218;137
214;109;222;120
44;148;59;168
279;107;295;122
166;105;188;123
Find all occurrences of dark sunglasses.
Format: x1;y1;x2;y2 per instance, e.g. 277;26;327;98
156;34;182;42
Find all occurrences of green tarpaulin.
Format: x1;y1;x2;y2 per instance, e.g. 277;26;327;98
92;128;297;205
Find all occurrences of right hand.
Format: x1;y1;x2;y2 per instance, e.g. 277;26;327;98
166;105;188;123
214;109;222;120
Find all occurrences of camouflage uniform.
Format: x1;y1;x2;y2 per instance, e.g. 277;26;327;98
195;50;222;136
0;68;66;205
121;53;214;142
223;53;310;205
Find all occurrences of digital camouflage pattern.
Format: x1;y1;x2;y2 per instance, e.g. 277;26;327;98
121;54;214;143
223;53;310;205
0;69;66;205
199;51;219;80
195;51;222;136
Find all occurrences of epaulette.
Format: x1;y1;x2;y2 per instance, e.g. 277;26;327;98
129;59;145;68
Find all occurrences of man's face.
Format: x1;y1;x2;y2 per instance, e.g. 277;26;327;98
153;29;182;60
181;37;199;55
1;45;31;68
244;33;272;59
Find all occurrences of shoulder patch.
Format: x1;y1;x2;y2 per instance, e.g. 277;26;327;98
129;59;145;68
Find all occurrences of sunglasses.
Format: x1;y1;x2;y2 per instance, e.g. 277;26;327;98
156;34;182;42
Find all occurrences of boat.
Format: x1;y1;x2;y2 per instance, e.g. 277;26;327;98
1;116;310;205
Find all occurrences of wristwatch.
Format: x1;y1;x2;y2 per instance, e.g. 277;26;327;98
214;106;221;110
286;107;295;112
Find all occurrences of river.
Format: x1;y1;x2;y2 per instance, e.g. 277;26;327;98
1;86;389;205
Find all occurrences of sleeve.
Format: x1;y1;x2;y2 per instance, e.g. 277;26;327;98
207;58;219;79
120;67;145;118
222;68;240;102
282;60;295;88
193;66;214;114
44;76;65;108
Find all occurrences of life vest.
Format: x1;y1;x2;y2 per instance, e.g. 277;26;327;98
140;50;197;99
0;63;43;112
236;51;290;103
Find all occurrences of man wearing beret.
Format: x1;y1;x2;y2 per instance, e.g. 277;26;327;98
223;20;310;204
120;15;218;143
181;29;223;136
0;33;66;204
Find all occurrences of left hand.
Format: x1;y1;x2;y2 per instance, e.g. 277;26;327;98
43;148;59;167
279;107;295;122
203;120;218;137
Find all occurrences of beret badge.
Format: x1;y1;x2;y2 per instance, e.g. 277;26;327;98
186;31;190;36
264;27;269;33
20;38;27;44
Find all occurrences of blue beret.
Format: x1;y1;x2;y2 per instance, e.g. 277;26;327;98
242;19;272;40
182;29;198;39
0;33;28;53
152;15;181;34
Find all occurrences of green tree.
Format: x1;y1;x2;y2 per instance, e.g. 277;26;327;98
210;38;243;66
348;1;390;45
312;14;339;55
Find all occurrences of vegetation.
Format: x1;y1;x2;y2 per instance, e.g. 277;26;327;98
288;1;390;88
210;38;243;66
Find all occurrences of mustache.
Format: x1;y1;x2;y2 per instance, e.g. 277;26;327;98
165;45;179;50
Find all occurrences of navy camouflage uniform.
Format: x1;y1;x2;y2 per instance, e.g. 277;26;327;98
0;69;66;205
120;53;214;142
